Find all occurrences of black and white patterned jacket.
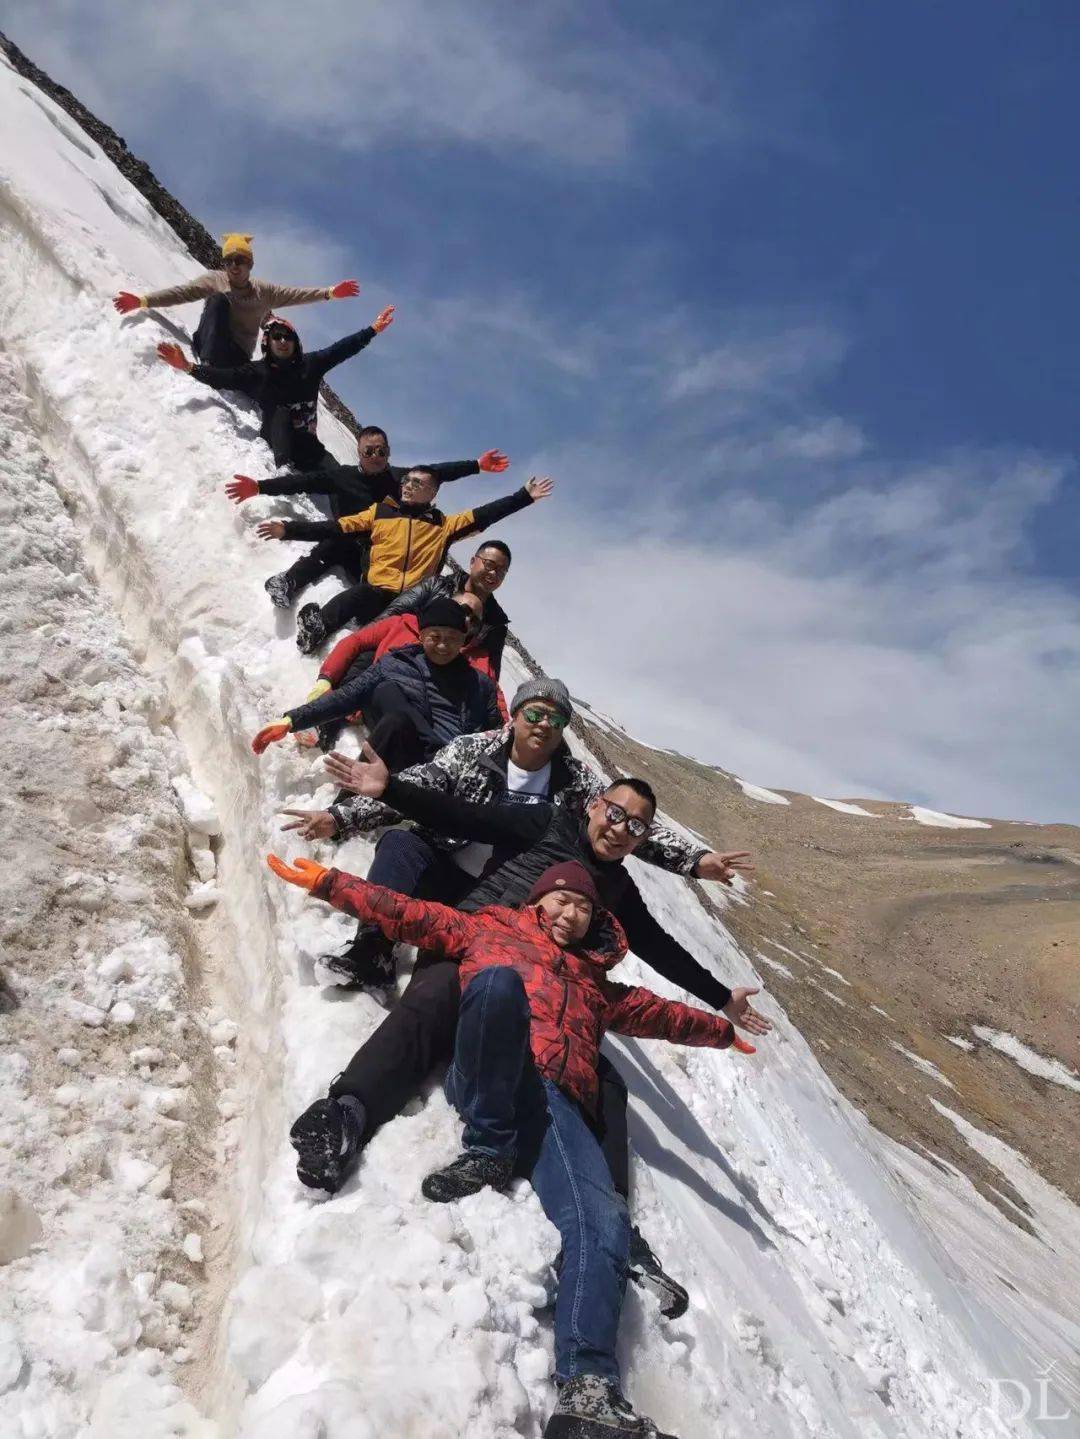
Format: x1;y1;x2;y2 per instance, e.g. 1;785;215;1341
329;725;708;876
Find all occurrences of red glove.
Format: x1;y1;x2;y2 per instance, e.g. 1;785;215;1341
114;291;143;314
731;1034;757;1055
157;342;192;372
329;279;360;299
226;475;260;504
372;305;395;333
267;854;329;892
477;449;509;473
252;720;292;755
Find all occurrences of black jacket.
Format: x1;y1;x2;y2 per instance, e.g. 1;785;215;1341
381;779;733;1011
381;574;509;679
192;327;376;464
287;644;502;753
255;458;481;519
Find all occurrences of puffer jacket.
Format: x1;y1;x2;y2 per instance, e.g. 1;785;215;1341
313;868;735;1114
381;574;510;678
285;644;502;749
317;615;508;721
330;725;592;841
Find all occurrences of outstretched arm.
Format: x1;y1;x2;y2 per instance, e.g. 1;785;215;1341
267;856;478;956
444;476;553;546
614;874;733;1011
604;982;743;1051
121;272;217;312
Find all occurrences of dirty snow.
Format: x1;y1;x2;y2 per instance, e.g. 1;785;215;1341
891;1044;956;1090
971;1027;1080;1095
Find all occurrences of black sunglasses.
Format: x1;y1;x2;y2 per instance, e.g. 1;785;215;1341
361;444;389;458
603;801;650;839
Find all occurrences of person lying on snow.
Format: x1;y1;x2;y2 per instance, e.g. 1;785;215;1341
254;598;503;778
224;423;511;610
256;467;552;654
156;307;394;472
286;747;765;1318
270;853;753;1439
288;590;508;752
284;677;585;983
114;231;358;368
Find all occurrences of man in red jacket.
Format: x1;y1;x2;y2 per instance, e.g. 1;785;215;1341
269;853;747;1439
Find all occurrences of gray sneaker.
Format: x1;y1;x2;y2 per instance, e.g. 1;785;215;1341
543;1375;678;1438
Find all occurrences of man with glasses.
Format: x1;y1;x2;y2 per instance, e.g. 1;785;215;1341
256;470;552;654
224;425;511;610
156;306;394;471
113;231;358;367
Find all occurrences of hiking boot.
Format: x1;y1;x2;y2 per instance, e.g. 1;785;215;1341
544;1375;678;1438
264;571;298;609
319;929;396;989
627;1225;689;1320
316;718;347;753
289;1094;366;1193
421;1149;514;1203
296;602;327;655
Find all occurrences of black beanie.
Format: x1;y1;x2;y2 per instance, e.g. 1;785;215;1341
418;598;468;633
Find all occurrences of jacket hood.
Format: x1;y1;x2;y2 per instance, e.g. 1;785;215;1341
260;315;304;365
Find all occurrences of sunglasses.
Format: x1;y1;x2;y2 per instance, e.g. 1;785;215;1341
224;256;250;266
361;445;389;458
521;706;568;730
603;801;650;839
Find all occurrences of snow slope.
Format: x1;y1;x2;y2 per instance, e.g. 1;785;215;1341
1;54;1077;1438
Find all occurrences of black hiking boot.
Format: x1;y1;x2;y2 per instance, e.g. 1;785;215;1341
289;1094;366;1193
296;602;327;655
318;928;396;989
627;1225;689;1320
421;1149;514;1203
544;1376;678;1438
264;571;298;609
317;719;347;753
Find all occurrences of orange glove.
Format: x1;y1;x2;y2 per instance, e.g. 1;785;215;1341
114;291;144;314
252;719;292;755
157;342;192;372
267;854;329;891
477;449;509;473
329;279;360;299
372;305;395;333
227;475;260;503
731;1034;757;1055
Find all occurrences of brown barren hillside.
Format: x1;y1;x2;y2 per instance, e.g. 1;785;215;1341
572;705;1080;1223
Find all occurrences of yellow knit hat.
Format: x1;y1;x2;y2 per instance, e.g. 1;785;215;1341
221;232;254;261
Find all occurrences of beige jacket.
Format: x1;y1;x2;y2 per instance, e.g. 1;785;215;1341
141;271;331;356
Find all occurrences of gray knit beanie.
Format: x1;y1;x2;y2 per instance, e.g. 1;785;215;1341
510;676;573;721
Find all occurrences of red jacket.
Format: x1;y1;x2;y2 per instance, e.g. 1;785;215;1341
319;614;508;722
313;868;734;1114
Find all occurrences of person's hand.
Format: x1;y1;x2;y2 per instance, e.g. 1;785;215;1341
267;854;329;891
252;719;292;755
695;851;754;885
525;476;554;501
722;986;772;1037
280;809;338;841
372;305;395;333
256;521;286;541
114;290;142;314
329;279;360;299
227;475;260;504
157;342;193;373
478;449;509;473
324;741;388;798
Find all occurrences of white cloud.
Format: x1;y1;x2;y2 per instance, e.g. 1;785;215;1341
666;324;847;400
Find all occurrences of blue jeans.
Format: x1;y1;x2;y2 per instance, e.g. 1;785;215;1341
445;966;630;1383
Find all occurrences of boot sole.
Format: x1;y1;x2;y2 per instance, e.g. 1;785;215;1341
290;1104;347;1193
544;1417;677;1438
629;1268;689;1321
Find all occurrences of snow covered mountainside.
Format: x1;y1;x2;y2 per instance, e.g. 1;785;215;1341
0;44;1077;1439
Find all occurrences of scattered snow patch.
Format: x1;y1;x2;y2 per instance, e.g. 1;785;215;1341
972;1027;1080;1094
909;807;991;830
811;797;880;817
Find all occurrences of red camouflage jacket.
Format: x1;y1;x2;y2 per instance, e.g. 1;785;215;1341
313;868;734;1114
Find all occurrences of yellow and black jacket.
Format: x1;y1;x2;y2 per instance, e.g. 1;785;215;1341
279;487;534;594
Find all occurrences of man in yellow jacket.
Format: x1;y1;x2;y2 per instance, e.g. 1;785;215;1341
113;232;359;366
257;469;554;653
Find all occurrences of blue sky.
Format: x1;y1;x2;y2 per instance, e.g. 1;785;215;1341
8;1;1080;820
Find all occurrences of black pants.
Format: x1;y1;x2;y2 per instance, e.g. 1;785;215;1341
192;293;248;367
285;534;370;595
267;409;336;472
327;828;633;1201
318;582;396;639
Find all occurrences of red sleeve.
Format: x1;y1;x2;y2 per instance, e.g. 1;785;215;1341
466;652;508;721
319;617;394;685
603;983;735;1049
313;868;479;957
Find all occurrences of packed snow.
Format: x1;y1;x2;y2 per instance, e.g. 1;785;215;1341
971;1027;1080;1095
1;52;1078;1439
909;806;992;829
